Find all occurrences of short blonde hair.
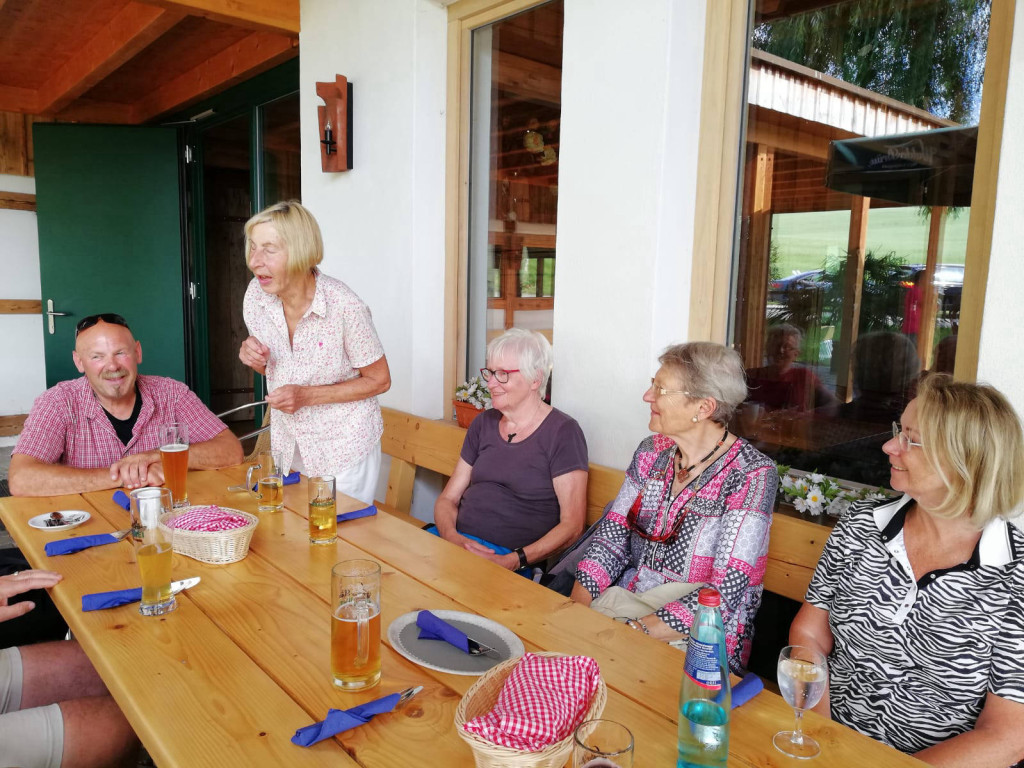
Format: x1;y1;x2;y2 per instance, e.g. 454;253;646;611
487;329;553;390
244;200;323;278
659;342;748;424
916;374;1024;526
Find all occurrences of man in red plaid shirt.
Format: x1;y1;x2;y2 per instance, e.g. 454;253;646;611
9;314;243;496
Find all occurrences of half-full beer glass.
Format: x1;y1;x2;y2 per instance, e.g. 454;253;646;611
129;487;176;616
246;450;284;512
308;475;337;545
331;559;381;690
159;423;189;508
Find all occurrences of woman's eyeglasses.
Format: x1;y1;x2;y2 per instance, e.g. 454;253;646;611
626;490;686;543
649;378;698;398
480;368;520;384
892;422;924;452
75;313;130;337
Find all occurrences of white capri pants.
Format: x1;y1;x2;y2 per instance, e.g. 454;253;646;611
0;646;63;768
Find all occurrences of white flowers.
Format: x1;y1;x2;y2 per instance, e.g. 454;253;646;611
454;375;492;410
775;465;891;518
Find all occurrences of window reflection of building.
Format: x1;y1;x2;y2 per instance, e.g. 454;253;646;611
730;1;988;486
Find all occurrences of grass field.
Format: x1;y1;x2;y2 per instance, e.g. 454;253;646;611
771;207;970;278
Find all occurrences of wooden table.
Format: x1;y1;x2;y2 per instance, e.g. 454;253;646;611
0;468;925;767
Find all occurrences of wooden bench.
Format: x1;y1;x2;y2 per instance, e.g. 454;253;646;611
378;406;826;602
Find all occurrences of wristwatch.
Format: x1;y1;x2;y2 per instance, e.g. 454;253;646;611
515;547;528;569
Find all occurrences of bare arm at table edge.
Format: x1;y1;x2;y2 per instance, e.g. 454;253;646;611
913;692;1024;767
264;355;391;414
9;428;242;497
789;601;834;719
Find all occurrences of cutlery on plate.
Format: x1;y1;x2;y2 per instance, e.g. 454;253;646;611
465;636;501;658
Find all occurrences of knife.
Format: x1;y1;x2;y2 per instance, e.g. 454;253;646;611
465;636;501;658
81;577;201;611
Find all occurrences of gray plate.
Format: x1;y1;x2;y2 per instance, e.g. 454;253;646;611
388;610;524;676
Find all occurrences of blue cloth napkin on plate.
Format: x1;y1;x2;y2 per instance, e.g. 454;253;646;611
113;490;130;511
338;505;377;524
250;471;301;491
731;672;764;708
45;534;120;556
82;588;143;611
416;610;469;654
291;692;401;747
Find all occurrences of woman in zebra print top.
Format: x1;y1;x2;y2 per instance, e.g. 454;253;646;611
791;374;1024;766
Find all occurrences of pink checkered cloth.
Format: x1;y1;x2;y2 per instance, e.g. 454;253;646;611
462;653;601;751
167;506;250;532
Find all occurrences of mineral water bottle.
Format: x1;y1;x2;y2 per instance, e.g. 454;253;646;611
677;588;730;767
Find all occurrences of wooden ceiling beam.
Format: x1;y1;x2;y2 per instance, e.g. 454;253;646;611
55;98;138;124
136;0;298;34
36;3;186;116
132;30;297;123
0;84;39;114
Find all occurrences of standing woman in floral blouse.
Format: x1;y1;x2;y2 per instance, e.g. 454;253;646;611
238;201;391;504
571;342;777;673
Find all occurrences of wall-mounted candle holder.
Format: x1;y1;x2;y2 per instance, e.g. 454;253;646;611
316;75;353;172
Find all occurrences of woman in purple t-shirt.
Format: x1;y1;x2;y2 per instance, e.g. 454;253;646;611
434;329;589;571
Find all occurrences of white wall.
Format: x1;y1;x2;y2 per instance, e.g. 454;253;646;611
977;12;1024;417
0;173;45;446
300;0;448;419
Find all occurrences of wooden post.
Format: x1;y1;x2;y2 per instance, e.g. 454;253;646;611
834;196;871;401
738;144;774;367
918;207;945;369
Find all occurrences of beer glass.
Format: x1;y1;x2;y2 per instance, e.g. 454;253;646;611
159;423;189;508
129;487;176;616
573;719;634;767
308;475;337;545
246;450;284;512
331;560;381;690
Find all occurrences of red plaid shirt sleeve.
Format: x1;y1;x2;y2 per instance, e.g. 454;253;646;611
14;385;75;464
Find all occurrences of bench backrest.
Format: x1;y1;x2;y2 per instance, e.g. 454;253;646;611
378;406;824;602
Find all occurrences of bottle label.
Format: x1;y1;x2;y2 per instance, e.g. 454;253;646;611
684;637;722;690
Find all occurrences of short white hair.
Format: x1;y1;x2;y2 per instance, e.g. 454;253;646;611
487;329;553;390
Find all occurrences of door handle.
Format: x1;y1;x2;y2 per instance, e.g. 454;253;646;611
46;299;70;335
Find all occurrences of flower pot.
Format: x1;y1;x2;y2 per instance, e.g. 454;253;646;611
453;400;485;429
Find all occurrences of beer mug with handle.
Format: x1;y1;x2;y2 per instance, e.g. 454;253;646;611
331;559;382;690
246;450;284;512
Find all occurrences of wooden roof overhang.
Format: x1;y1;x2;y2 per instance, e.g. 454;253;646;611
0;0;298;124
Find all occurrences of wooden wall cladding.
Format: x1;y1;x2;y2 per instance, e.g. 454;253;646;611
0;300;42;315
0;414;28;437
0;111;42;176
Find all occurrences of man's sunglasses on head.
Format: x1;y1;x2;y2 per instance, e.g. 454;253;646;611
75;313;131;338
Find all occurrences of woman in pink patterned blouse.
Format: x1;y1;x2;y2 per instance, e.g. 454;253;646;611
570;342;777;672
239;201;391;504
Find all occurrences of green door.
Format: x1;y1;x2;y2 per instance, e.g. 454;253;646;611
34;124;186;388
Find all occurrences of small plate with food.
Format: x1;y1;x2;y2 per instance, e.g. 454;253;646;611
28;511;91;532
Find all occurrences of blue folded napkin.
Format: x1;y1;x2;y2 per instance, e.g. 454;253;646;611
416;610;469;654
45;534;120;556
291;692;401;747
113;490;130;511
82;588;143;611
731;672;764;708
250;471;301;491
338;505;377;524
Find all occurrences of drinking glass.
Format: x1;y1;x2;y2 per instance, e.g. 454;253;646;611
573;719;634;767
158;422;189;508
129;487;176;616
774;645;828;759
331;559;382;690
246;450;284;512
308;475;337;545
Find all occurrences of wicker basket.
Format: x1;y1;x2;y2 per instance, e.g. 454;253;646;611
454;652;608;768
160;507;259;565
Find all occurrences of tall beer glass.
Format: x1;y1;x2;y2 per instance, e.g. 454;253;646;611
308;475;337;545
159;423;189;508
129;487;176;616
331;560;381;690
246;450;284;512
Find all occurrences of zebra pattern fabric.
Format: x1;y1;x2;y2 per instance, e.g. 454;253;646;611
807;494;1024;754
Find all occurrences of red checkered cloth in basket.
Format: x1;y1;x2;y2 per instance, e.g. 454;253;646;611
167;506;249;532
462;653;601;751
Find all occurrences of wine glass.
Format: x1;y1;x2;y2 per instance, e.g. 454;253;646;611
773;645;828;759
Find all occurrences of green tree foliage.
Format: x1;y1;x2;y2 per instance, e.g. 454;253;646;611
823;250;908;332
753;0;990;124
